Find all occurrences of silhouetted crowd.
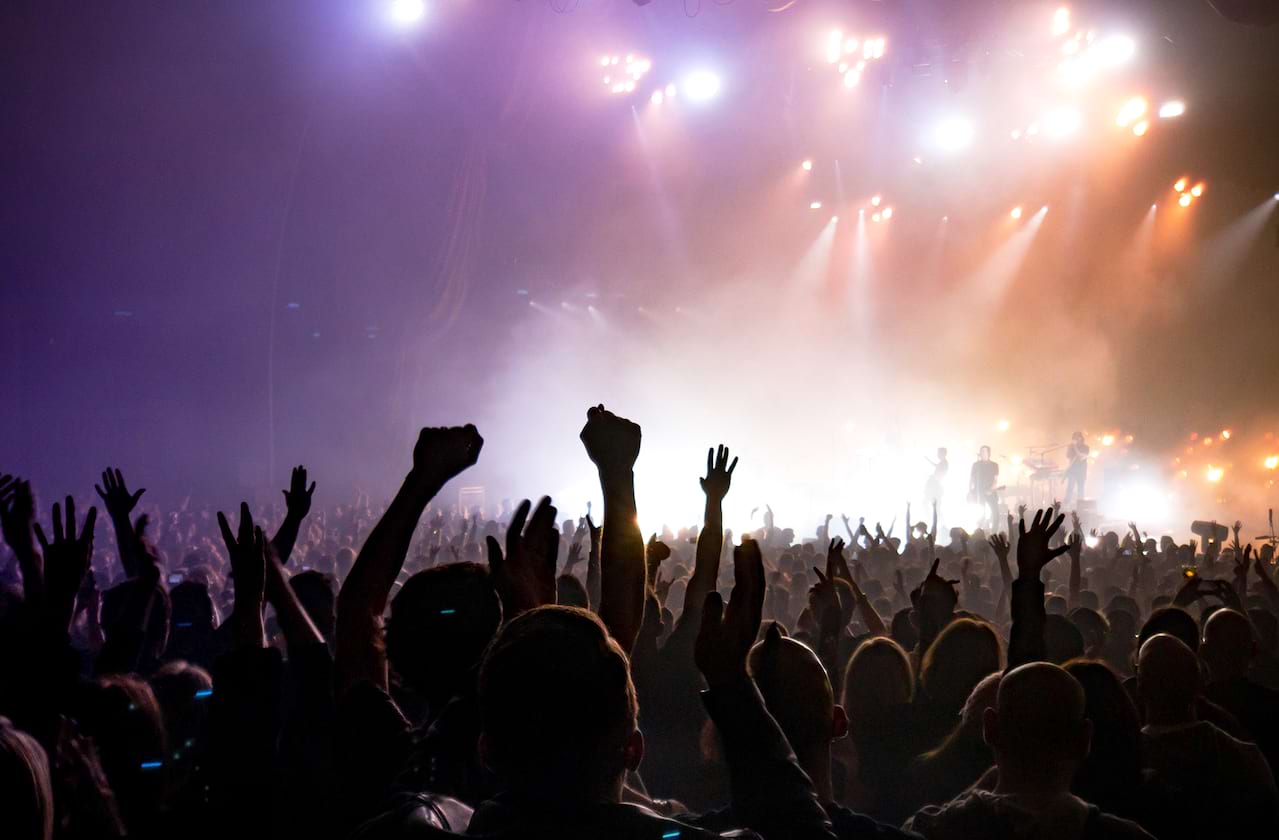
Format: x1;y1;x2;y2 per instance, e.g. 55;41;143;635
2;406;1278;839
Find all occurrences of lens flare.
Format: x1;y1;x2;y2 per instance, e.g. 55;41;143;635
1206;465;1224;483
1174;178;1187;192
684;71;721;101
1010;206;1023;220
801;159;813;171
1178;194;1192;207
1190;183;1204;197
1158;100;1185;118
1265;455;1279;470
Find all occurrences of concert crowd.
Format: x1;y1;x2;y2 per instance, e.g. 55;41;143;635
2;405;1278;839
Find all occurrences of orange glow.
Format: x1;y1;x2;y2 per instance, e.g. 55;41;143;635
1174;178;1187;192
1102;434;1115;446
1178;194;1192;207
871;195;882;207
1190;183;1205;197
1220;429;1231;440
1010;206;1023;220
1206;465;1224;483
1132;120;1149;136
882;207;894;219
1265;455;1279;470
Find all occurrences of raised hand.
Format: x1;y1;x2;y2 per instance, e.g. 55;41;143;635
34;496;98;629
917;558;960;613
218;502;267;645
696;537;765;689
1016;509;1071;582
412;424;484;485
989;533;1010;562
283;465;317;519
94;468;145;521
645;533;672;583
1067;531;1083;562
487;497;559;617
579;404;641;474
809;567;843;640
564;538;585;571
825;537;853;584
700;444;738;500
0;476;35;557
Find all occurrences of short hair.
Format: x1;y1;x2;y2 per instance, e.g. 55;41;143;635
478;606;637;793
387;562;502;696
749;624;833;751
1137;634;1200;714
1138;607;1199;652
993;662;1087;760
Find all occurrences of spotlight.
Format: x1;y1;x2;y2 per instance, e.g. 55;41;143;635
1052;6;1071;36
1221;429;1231;440
871;212;882;222
650;90;664;105
1026;121;1041;137
1158;100;1185;118
843;69;861;88
1102;434;1115;446
998;419;1011;431
1190;183;1204;197
1115;97;1147;127
844;38;859;54
1205;465;1224;483
1178;194;1192;207
1099;35;1136;65
600;56;611;67
1010;206;1023;220
684;71;721;102
882;207;893;219
1274;193;1279;201
801;159;813;171
1174;178;1187;192
1044;106;1082;137
810;201;823;210
665;83;677;97
1132;120;1149;136
389;0;426;25
1265;455;1278;470
932;117;975;152
871;195;882;206
1010;129;1022;140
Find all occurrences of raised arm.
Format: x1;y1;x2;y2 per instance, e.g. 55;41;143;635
271;465;316;565
1;476;41;606
1007;509;1070;670
1068;512;1083;608
94;467;146;578
697;538;837;840
335;424;483;695
680;445;737;635
579;405;645;653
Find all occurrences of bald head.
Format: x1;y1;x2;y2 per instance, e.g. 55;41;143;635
749;623;839;752
983;663;1090;791
1138;633;1201;720
1201;609;1255;680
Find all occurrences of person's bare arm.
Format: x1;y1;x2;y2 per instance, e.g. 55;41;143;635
680;445;737;637
580;405;645;653
334;425;483;696
271;465;316;565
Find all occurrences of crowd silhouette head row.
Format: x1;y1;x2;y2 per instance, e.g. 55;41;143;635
2;405;1278;839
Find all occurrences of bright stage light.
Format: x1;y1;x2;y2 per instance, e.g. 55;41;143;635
1099;35;1136;65
1010;206;1023;220
1044;106;1082;137
1102;434;1116;446
871;212;882;222
881;207;893;219
389;0;426;25
1274;193;1279;201
650;90;664;105
684;71;721;102
1132;120;1149;136
810;201;823;210
665;83;677;97
1158;100;1185;118
1265;455;1279;471
997;419;1011;431
801;159;813;171
844;38;859;54
1053;7;1071;36
1115;97;1147;127
932;117;975;152
600;56;610;68
843;69;861;88
1221;429;1231;440
1174;178;1187;192
1179;194;1192;207
871;195;881;207
1110;481;1171;525
1010;129;1022;140
1205;465;1224;483
1190;183;1204;197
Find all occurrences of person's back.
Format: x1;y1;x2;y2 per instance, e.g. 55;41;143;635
904;662;1153;840
1137;633;1279;837
1199;608;1279;774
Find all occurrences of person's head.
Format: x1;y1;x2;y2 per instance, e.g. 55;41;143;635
168;581;217;640
1200;608;1255;681
478;606;640;804
74;675;167;833
1068;608;1110;657
1137;633;1200;724
289;570;337;644
1063;659;1143;798
555;573;589;609
0;718;53;840
920;618;1003;715
148;660;212;786
1138;606;1199;653
890;607;918;651
101;578;171;668
1072;431;1084;444
983;662;1092;793
1044;614;1086;663
387;562;502;701
937;447;948;460
842;636;914;740
978;446;991;461
749;624;847;761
